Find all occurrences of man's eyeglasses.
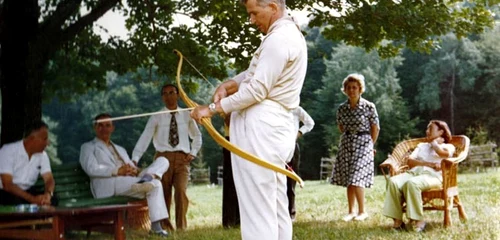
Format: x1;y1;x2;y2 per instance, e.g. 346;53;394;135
162;91;177;96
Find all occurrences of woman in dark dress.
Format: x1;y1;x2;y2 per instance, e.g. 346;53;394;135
330;73;380;221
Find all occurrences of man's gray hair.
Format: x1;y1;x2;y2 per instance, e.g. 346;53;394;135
239;0;286;9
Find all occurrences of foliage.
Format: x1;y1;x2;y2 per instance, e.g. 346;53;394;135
42;116;62;165
398;26;500;141
43;67;226;181
466;125;490;145
41;21;500;182
471;24;500;144
191;156;207;169
298;26;336;180
1;0;498;146
43;69;165;164
415;34;483;133
190;157;211;185
307;0;496;58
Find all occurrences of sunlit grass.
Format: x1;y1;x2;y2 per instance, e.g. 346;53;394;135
76;170;500;240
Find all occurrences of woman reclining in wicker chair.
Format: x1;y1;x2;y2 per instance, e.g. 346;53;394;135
382;120;455;232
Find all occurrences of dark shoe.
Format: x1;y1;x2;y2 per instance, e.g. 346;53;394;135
392;222;406;231
137;174;153;183
151;230;169;238
414;222;426;233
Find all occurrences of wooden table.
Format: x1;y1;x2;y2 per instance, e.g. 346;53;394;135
0;204;141;240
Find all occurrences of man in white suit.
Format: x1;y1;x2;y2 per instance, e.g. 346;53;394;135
79;113;170;237
190;0;307;239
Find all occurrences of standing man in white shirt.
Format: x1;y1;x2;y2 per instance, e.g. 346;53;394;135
0;121;57;206
190;0;307;239
132;84;202;231
288;106;314;221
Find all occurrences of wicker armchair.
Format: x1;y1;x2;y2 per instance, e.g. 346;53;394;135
379;135;470;227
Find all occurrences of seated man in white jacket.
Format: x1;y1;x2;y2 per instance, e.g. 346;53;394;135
79;113;170;237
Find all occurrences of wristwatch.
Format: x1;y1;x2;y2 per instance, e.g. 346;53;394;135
208;103;217;113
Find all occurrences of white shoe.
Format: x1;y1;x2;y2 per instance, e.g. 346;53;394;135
354;213;369;221
131;182;154;193
342;213;357;222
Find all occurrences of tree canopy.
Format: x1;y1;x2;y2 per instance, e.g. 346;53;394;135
0;0;498;145
40;22;500;180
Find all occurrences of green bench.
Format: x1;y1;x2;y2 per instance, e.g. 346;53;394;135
34;162;150;230
34;162;140;208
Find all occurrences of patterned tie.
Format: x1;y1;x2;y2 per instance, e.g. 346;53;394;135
169;112;179;147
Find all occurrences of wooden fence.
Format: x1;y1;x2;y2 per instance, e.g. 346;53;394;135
463;142;498;172
319;157;335;182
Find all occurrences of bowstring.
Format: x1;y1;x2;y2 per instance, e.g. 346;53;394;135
182;54;216;89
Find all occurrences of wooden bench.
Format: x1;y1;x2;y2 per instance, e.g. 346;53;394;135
217;166;224;186
33;162;150;231
0;204;141;240
319;157;335;182
463;142;498;172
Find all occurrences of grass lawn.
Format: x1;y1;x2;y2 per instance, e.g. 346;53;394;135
76;170;500;240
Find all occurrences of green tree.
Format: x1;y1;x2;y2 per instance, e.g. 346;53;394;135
42;116;62;165
298;26;336;179
44;67;227;184
308;0;496;57
415;34;483;133
396;49;432;117
466;25;500;143
0;0;497;145
43;69;165;163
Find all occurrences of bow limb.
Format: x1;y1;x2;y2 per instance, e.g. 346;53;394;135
174;50;198;109
173;49;304;187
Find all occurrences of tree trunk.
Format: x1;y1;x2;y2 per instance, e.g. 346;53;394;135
0;0;41;146
450;66;455;133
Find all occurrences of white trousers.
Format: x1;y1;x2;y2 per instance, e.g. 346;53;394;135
115;157;170;222
230;100;295;240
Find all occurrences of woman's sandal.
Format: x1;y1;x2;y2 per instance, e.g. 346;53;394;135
414;222;426;233
392;222;406;231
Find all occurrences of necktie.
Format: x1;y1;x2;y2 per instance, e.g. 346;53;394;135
169;112;179;147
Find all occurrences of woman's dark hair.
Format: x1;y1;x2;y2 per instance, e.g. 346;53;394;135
430;120;452;143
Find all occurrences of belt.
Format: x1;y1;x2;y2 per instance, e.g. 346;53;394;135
345;131;370;136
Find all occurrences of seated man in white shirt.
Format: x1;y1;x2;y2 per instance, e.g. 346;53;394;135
79;113;170;237
0;120;57;206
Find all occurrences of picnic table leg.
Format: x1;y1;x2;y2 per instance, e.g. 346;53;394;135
114;210;125;240
52;216;65;240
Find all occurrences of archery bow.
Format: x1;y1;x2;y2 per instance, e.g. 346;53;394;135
173;49;304;188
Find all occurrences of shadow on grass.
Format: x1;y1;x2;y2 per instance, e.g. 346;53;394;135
63;217;493;240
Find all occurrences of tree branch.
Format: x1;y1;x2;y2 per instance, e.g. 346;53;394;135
39;0;82;34
59;0;120;43
0;1;4;40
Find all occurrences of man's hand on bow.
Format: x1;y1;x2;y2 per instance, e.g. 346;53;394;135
191;105;215;124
